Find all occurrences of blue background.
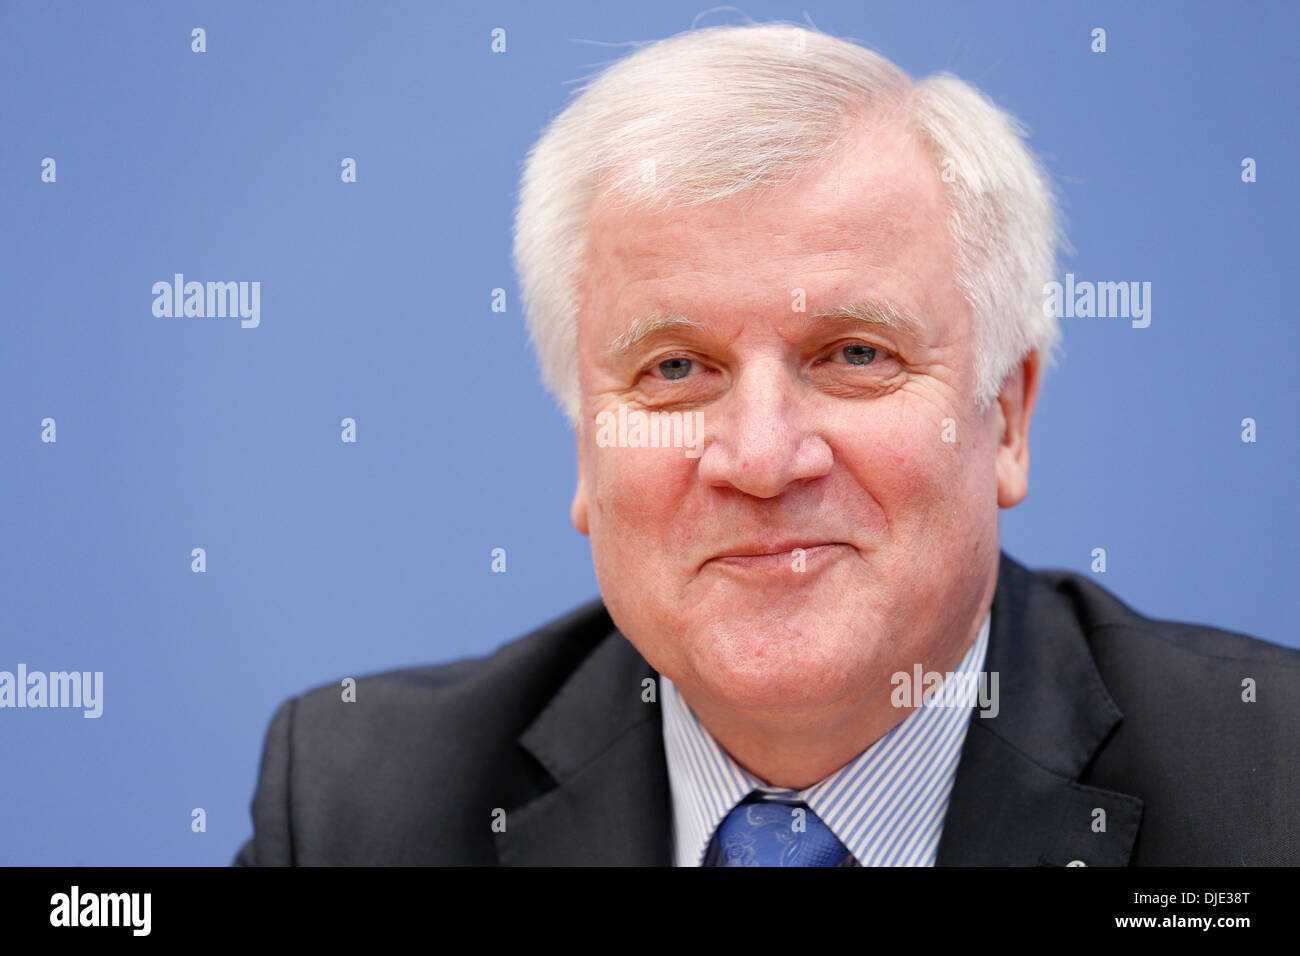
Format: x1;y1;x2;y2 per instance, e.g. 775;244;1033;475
1;0;1295;865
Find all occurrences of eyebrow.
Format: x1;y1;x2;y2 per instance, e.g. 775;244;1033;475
809;300;926;342
606;310;702;358
604;298;925;358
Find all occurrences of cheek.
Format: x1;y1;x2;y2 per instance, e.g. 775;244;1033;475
833;405;992;528
588;446;695;541
585;446;698;663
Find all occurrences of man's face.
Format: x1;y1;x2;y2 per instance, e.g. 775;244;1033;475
570;113;1035;731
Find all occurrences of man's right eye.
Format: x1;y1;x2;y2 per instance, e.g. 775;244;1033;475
655;357;693;380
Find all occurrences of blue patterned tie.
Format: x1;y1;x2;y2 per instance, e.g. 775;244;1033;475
706;794;857;867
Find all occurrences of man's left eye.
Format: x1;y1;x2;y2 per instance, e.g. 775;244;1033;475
841;344;877;365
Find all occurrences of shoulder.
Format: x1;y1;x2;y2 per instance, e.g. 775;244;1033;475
1027;562;1300;676
291;597;615;741
1022;562;1300;864
238;598;615;865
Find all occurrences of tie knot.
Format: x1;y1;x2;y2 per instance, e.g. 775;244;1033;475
707;794;856;866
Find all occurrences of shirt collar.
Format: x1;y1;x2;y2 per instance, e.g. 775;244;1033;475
660;610;991;866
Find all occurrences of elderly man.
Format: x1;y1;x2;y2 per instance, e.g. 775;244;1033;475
235;23;1300;867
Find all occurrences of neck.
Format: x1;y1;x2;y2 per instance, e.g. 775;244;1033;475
677;600;993;790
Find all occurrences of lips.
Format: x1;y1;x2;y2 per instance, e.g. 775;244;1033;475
712;540;840;559
703;541;850;573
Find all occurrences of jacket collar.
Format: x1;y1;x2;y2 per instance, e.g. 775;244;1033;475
494;625;672;866
498;550;1143;866
934;552;1143;865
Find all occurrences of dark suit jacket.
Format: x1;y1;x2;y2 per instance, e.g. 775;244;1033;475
233;551;1300;866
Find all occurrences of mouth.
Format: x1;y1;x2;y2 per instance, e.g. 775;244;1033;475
703;542;851;574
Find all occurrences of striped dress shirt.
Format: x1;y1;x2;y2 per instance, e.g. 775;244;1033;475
659;610;991;866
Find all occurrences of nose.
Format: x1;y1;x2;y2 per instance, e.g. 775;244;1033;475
695;359;833;498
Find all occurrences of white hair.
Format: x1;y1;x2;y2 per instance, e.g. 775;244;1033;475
512;22;1063;423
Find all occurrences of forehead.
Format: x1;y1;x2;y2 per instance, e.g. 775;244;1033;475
578;112;958;330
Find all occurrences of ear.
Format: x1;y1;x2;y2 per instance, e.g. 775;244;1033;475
994;350;1042;509
570;444;590;536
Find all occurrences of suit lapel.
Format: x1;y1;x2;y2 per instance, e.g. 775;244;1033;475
936;552;1143;866
496;551;1142;866
494;628;672;866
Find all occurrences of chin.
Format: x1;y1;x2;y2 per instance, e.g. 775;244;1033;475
682;613;876;716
